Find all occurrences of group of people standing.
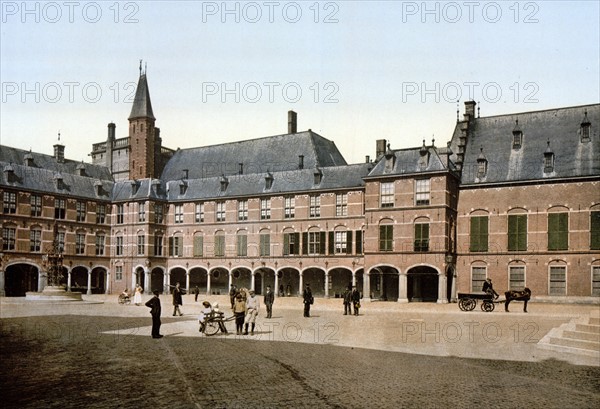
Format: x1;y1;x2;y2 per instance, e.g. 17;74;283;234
343;286;361;316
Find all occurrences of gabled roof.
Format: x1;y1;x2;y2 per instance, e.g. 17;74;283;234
160;130;347;181
365;145;455;178
128;74;155;120
453;104;600;185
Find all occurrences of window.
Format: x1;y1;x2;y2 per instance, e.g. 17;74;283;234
334;231;349;254
3;192;16;214
96;234;105;256
170;236;183;257
2;227;16;250
175;204;184;224
153;203;163;224
75;232;86;255
30;229;42;252
57;232;65;253
138;202;146;222
284;197;295;219
260;198;271;220
305;232;325;255
508;214;527;251
216;202;226;222
380;182;394;208
30;195;42;217
115;266;123;281
214;233;225;257
55;198;66;219
415;179;430;206
379;225;393;252
310;195;321;218
237;232;247;256
116;204;124;224
193;236;203;257
238;200;248;221
76;201;86;222
153;236;163;256
470;216;489;252
591;211;600;250
414;223;429;252
592;266;600;296
548;213;568;251
471;266;487;292
509;266;525;290
260;233;270;256
137;234;145;255
283;232;300;255
336;193;348;216
549;266;566;295
355;230;363;254
96;203;106;224
195;203;204;223
116;236;123;256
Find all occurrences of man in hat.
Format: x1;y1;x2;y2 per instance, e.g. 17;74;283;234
351;286;361;316
145;290;163;338
482;278;499;299
244;289;260;335
303;283;313;317
264;285;274;319
229;284;237;309
172;282;183;316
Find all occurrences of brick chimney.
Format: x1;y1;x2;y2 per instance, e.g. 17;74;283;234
376;139;387;158
464;101;476;122
288;110;297;134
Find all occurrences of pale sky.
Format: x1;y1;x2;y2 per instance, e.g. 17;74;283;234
1;1;599;165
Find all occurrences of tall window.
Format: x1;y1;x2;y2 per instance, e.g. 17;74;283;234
170;236;183;257
284;196;295;219
193;236;203;257
58;232;65;253
3;192;16;214
310;195;321;218
175;204;184;224
415;179;430;206
216;202;226;222
30;229;42;252
195;203;204;223
116;236;123;256
509;266;525;290
471;266;487;292
592;266;600;296
380;182;394;208
76;201;86;222
334;231;349;254
306;232;325;255
30;195;42;217
155;236;164;256
470;216;489;252
214;233;225;257
55;198;66;219
508;214;527;251
283;232;300;255
238;200;248;221
548;213;568;251
590;211;600;250
138;202;146;222
237;231;247;256
259;198;271;220
2;227;16;250
96;203;106;224
336;193;348;216
116;204;124;224
115;266;123;281
414;223;429;252
137;234;145;255
155;203;164;224
260;233;270;256
549;266;566;295
379;225;393;252
96;234;105;256
75;232;86;255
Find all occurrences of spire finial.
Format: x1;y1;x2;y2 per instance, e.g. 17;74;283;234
139;59;142;76
456;100;459;123
477;101;480;118
432;135;435;147
144;62;147;75
58;130;61;141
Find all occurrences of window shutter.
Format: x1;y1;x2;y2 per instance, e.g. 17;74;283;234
193;236;203;257
320;232;326;255
347;231;353;255
283;234;289;256
355;230;363;254
302;232;308;255
591;211;600;250
169;237;174;256
328;231;335;255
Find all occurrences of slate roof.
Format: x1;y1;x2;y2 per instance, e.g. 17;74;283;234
160;130;347;181
452;104;600;185
365;145;456;178
128;74;155;120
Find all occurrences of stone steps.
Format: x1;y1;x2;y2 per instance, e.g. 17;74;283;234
537;312;600;363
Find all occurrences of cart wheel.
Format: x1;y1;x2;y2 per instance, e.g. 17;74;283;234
458;299;467;311
204;320;220;336
481;301;495;312
465;298;476;311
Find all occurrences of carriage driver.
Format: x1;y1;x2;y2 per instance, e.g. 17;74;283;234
482;278;499;299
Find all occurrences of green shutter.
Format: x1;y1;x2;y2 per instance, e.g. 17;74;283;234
169;237;174;256
283;234;289;256
508;215;527;251
328;231;335;254
591;212;600;250
549;213;569;251
320;232;326;255
347;231;353;255
470;216;488;252
355;230;363;254
302;232;308;255
193;236;203;257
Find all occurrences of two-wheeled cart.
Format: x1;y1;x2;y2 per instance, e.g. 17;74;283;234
199;311;235;336
457;292;501;312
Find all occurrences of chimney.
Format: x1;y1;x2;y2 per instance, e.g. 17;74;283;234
365;155;370;163
288;110;297;134
54;144;65;163
376;139;387;158
107;122;116;141
298;155;304;170
464;101;476;122
182;169;189;179
239;163;243;175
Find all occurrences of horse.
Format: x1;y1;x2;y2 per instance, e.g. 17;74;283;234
504;288;531;312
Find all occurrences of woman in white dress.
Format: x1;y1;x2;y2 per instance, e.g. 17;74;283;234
133;284;143;306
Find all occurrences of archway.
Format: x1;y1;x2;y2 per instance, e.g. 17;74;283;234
231;267;252;290
150;268;164;293
189;267;208;293
329;268;352;298
302;268;325;296
4;263;38;296
255;267;275;295
369;266;399;301
170;267;186;292
210;267;229;295
407;266;439;302
91;267;107;294
134;266;145;289
71;266;88;293
278;268;300;297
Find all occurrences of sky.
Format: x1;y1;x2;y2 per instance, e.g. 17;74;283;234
1;1;599;166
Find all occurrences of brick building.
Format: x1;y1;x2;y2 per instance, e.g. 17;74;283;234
1;69;598;302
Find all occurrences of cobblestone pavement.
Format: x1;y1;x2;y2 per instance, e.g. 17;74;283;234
1;295;599;408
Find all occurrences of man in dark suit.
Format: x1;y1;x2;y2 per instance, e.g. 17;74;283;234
145;290;163;338
351;286;361;316
172;282;183;316
303;284;313;317
482;278;499;299
264;285;274;318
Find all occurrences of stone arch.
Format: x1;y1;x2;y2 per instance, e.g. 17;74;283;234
209;266;230;295
150;267;165;293
369;265;399;301
407;265;439;302
302;267;326;296
4;262;39;296
328;267;353;298
278;267;300;297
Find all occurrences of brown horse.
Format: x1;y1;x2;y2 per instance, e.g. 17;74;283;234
504;288;531;312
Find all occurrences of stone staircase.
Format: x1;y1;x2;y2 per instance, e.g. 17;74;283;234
537;310;600;364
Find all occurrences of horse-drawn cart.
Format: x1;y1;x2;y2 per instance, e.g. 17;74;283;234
457;292;499;312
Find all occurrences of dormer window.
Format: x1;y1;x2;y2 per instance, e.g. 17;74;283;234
77;162;86;177
131;181;139;195
384;143;396;173
54;172;64;190
477;148;488;179
512;119;523;149
3;164;15;183
220;175;229;192
544;141;555;173
418;140;429;170
24;152;34;167
265;172;273;190
179;180;187;195
581;110;591;143
94;180;103;196
313;167;322;185
182;169;189;179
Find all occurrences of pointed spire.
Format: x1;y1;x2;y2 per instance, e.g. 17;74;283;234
129;63;155;120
